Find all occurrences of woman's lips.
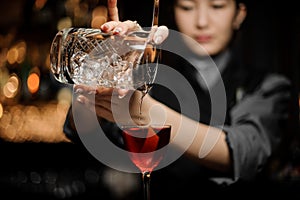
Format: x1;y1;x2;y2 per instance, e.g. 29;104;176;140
196;35;212;43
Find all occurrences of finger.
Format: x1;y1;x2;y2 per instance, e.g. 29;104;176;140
95;87;115;96
75;85;115;96
112;20;142;35
96;107;115;122
76;95;90;105
153;25;169;44
101;20;119;32
79;96;115;122
101;20;141;35
94;94;122;108
89;97;116;123
107;0;119;21
77;94;113;116
96;98;112;107
117;89;129;98
74;84;97;95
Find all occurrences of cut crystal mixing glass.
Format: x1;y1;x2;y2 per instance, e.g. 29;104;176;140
50;27;159;90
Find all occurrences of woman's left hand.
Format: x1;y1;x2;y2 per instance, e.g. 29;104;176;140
73;85;152;125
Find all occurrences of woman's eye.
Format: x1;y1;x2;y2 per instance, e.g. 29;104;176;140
176;4;194;11
212;4;225;9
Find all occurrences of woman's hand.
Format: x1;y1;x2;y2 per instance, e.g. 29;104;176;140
73;85;152;126
101;0;169;45
107;0;119;21
72;0;169;125
101;20;169;45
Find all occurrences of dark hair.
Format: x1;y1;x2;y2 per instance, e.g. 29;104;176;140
236;0;248;5
159;0;248;30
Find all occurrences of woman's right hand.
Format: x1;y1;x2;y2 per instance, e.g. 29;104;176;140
101;20;169;45
101;0;169;45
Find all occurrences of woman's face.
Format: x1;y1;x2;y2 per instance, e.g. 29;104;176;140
174;0;246;56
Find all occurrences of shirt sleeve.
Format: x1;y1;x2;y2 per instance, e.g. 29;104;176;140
63;107;82;144
222;74;292;182
63;106;124;147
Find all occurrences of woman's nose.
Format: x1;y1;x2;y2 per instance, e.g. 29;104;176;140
196;8;209;28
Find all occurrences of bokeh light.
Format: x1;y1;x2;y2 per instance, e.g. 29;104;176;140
34;0;48;10
27;72;40;94
91;5;107;28
6;41;26;65
3;74;20;99
0;103;3;119
57;17;72;31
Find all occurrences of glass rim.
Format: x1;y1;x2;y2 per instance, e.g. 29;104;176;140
120;124;171;128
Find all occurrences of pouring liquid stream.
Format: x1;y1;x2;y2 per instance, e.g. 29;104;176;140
137;0;160;125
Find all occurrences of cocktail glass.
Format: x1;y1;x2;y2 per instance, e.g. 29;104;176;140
121;124;171;200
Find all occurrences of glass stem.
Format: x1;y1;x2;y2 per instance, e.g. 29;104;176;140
142;171;151;200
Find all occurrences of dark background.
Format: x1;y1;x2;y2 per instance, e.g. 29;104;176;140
0;0;299;97
0;0;299;199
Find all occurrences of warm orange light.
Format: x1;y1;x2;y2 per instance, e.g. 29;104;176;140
91;16;107;28
16;46;26;64
45;54;50;70
92;5;108;18
6;41;27;65
0;103;3;119
91;6;108;28
57;87;72;105
27;73;40;94
57;17;72;30
7;48;18;64
16;41;26;64
3;74;19;98
35;0;47;10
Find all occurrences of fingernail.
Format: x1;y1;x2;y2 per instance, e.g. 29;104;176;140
88;90;96;95
118;94;125;99
77;95;84;103
118;89;128;99
154;35;162;44
75;88;83;94
113;27;122;34
101;24;109;30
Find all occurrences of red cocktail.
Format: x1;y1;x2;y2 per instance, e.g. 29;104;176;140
121;124;171;200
